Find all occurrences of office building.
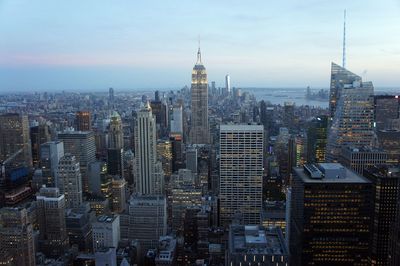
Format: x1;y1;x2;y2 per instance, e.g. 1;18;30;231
95;247;117;266
327;63;375;162
219;125;264;226
36;187;69;257
107;112;124;176
0;113;32;169
150;98;168;138
340;146;388;174
39;141;64;188
170;186;202;231
170;105;183;137
65;203;94;252
374;95;400;131
0;207;35;266
377;129;400;164
111;177;127;213
290;163;372;265
58;131;96;192
92;215;120;252
283;102;295;130
389;179;400;265
227;225;289;266
30;120;51;167
225;74;231;94
121;195;167;252
190;46;209;144
134;103;164;195
154;236;177;266
186;147;198;174
156;139;173;178
307;115;328;163
76;110;92;131
363;165;400;266
57;154;83;209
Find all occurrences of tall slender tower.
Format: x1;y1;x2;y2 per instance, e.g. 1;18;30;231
190;45;209;144
134;103;164;194
108;111;124;176
57;154;83;209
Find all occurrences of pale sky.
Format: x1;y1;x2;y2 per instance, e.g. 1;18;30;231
0;0;399;91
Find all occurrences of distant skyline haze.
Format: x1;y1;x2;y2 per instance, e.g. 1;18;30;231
0;0;399;91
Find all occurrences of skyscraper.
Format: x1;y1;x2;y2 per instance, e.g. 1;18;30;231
76;110;92;131
290;163;372;265
190;46;209;144
327;63;375;162
58;131;96;192
363;165;400;265
374;95;400;131
219;125;264;226
108;111;124;176
30;120;51;167
307;115;328;163
225;74;231;94
0;113;32;168
36;187;69;257
170;104;183;137
134;103;164;195
0;207;35;266
39;141;64;188
57;154;83;209
92;215;120;252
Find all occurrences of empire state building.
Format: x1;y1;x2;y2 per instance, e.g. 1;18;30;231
190;46;209;144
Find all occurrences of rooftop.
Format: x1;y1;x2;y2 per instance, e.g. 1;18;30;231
220;124;264;132
295;163;370;184
229;225;287;255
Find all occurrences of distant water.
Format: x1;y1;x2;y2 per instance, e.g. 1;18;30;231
243;87;399;108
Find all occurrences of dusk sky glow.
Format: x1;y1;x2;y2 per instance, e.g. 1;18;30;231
1;0;400;91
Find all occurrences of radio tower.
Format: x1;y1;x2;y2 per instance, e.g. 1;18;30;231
342;9;347;69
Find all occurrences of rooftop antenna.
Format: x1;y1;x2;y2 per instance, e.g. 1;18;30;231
342;9;346;69
197;35;202;64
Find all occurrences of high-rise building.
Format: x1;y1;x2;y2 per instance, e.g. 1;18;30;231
108;111;124;177
57;154;83;209
227;225;289;266
374;95;400;131
58;131;96;193
76;111;92;131
39;141;64;188
0;113;32;168
340;146;388;174
290;163;372;265
283;102;295;130
377;129;400;164
190;47;209;144
307;115;328;163
186;147;198;174
156;139;173;178
0;207;35;266
363;165;400;266
111;177;127;213
109;87;115;106
219;125;264;226
170;105;183;137
134;103;164;195
30;120;51;167
120;195;167;253
389;177;400;265
225;74;231;94
92;215;120;252
327;63;375;162
65;203;94;252
36;187;69;257
151;98;168;138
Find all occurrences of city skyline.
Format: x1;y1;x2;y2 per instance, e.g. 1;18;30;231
1;0;400;91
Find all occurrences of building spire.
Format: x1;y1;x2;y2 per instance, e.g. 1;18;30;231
342;9;346;69
196;35;202;64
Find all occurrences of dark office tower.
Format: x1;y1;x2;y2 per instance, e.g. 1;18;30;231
170;135;184;172
283;102;295;130
108;111;124;176
190;46;209;144
374;95;400;130
30;120;51;167
0;207;35;266
150;98;168;138
76;110;92;131
58;131;96;193
65;203;93;252
307;115;328;163
219;125;264;227
340;146;388;174
363;165;400;266
36;187;69;257
389;182;400;265
155;90;161;102
326;63;375;162
329;62;362;119
0;113;32;168
290;163;372;265
377;129;400;164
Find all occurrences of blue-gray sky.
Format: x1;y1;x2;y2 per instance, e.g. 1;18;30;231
0;0;399;91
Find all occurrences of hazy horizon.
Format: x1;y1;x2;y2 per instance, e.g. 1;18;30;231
1;0;400;91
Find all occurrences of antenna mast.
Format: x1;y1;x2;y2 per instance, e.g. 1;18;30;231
342;9;346;69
